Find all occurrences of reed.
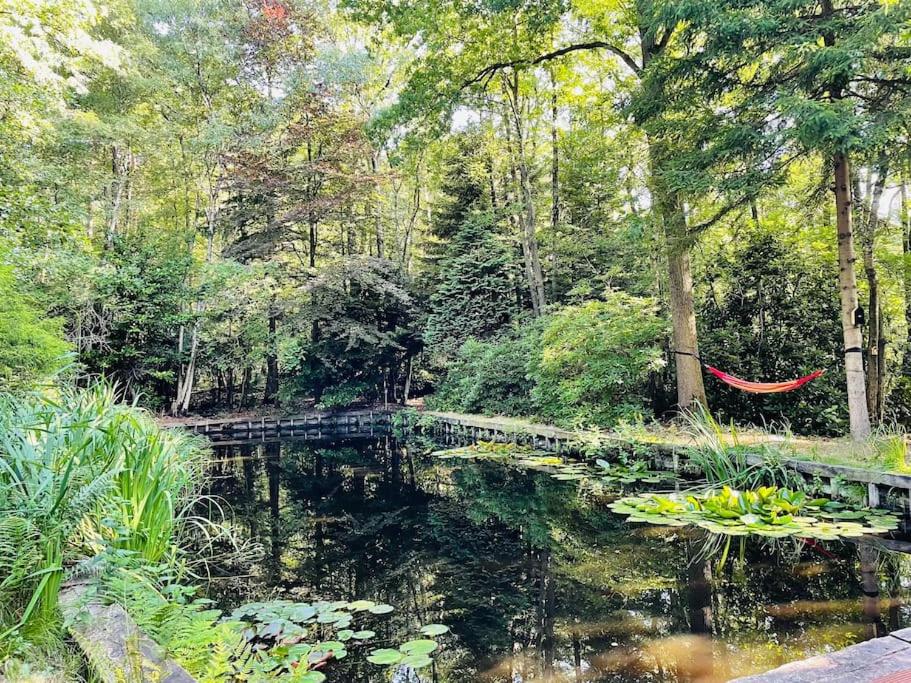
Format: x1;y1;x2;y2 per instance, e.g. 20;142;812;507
0;383;206;650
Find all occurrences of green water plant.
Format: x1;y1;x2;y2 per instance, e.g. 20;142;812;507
0;383;206;654
681;406;807;490
433;441;675;488
609;486;899;540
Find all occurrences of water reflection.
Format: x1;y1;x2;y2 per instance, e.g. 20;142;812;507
204;436;911;682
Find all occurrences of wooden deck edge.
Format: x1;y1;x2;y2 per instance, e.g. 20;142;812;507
60;582;195;683
730;627;911;682
420;411;911;506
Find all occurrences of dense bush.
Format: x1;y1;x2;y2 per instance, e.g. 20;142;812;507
431;292;666;427
0;261;69;391
428;321;542;416
531;293;666;426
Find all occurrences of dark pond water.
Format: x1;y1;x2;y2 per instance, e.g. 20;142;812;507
204;435;911;682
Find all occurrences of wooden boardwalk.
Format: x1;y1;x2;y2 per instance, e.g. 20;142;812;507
732;628;911;682
422;410;911;511
178;407;398;443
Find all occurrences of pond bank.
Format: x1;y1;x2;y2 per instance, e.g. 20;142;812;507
422;410;911;512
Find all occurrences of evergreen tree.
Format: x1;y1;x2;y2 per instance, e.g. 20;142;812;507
423;135;518;357
645;0;911;438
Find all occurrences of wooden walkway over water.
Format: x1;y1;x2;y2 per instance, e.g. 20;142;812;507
177;407;397;445
423;411;911;511
172;407;911;510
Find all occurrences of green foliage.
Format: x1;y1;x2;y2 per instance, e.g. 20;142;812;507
81;233;194;408
433;441;676;489
699;232;847;434
423;134;518;356
428;322;542;417
681;405;808;491
0;383;205;656
0;262;69;391
611;485;900;540
281;257;420;405
531;292;666;426
111;572;445;681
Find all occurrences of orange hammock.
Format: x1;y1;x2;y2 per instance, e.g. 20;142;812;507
705;366;825;394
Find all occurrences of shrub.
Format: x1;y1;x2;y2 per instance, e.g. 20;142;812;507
0;384;206;654
530;292;666;427
428;321;543;416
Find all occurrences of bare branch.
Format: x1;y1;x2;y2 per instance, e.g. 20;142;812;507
461;41;641;90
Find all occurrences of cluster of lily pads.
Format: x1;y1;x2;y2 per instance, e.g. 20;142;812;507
433;441;674;487
609;486;900;540
227;598;447;681
366;623;450;669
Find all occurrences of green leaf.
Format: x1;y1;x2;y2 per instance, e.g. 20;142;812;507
367;648;404;665
400;639;438;655
419;624;450;636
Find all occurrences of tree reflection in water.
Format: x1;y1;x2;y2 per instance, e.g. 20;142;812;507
204;436;911;683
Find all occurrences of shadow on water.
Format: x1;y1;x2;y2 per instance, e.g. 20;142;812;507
203;435;911;682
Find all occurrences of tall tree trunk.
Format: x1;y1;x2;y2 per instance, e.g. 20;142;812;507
833;152;871;440
902;171;911;375
503;72;546;315
861;162;888;424
638;17;707;411
647;144;707;409
549;67;560;300
263;305;280;405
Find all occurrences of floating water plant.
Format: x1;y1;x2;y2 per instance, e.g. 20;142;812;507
367;624;450;670
226;599;444;679
609;486;900;540
433;441;675;487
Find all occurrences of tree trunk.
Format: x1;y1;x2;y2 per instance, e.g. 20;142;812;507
833;152;871;440
861;162;888;424
637;17;707;411
549;67;560;300
902;172;911;375
647;144;707;410
263;306;280;405
503;72;546;315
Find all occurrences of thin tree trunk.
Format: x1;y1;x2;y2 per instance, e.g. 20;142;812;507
549;67;560;300
833;152;872;439
263;305;280;405
861;162;888;424
902;171;911;375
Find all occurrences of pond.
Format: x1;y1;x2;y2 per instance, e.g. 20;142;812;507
204;434;911;682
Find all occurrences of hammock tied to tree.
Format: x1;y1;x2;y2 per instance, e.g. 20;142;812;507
676;351;826;394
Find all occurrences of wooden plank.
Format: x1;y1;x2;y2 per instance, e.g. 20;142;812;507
60;583;195;683
426;411;911;502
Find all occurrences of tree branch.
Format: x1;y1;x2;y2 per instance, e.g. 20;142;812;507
461;40;641;90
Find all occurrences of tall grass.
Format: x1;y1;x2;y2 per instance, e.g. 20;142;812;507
0;383;206;650
680;405;806;490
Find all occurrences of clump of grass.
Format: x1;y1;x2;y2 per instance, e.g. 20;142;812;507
871;424;909;473
680;405;806;490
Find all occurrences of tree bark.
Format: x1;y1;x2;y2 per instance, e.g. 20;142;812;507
860;162;888;424
638;12;707;411
833;152;871;440
503;72;547;315
263;305;280;405
902;171;911;375
647;144;707;410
